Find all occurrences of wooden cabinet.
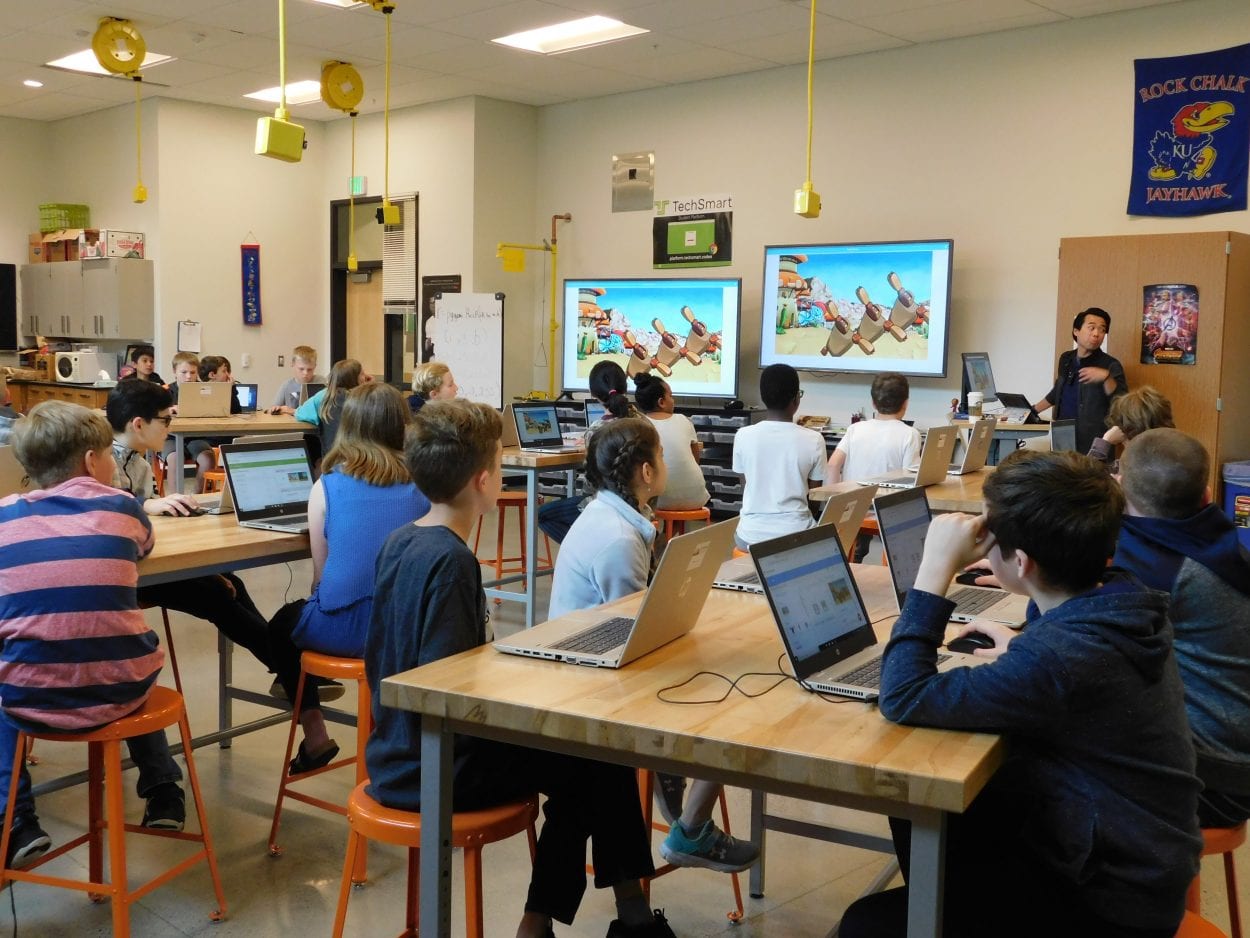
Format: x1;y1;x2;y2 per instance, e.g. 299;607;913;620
20;259;153;341
12;381;110;411
1055;231;1250;494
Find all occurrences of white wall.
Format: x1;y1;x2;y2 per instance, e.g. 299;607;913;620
0;118;50;269
535;0;1250;426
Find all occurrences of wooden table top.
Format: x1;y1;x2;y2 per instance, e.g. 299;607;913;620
811;470;990;515
140;511;309;585
948;419;1048;433
500;445;586;469
169;413;313;435
381;566;1003;814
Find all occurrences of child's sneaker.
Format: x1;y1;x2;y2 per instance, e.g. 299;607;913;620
659;818;759;873
605;909;677;937
142;783;186;831
654;773;686;826
5;818;51;869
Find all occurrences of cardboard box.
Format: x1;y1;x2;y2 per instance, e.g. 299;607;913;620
28;233;45;264
41;228;87;262
80;229;145;259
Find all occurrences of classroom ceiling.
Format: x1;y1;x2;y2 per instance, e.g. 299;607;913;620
0;0;1185;123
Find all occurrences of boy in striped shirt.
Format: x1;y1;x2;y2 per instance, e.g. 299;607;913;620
0;402;184;868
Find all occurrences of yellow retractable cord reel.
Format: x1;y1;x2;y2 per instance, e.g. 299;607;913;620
92;18;148;203
321;61;365;271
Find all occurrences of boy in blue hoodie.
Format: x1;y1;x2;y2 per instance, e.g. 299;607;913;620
840;449;1201;938
1116;428;1250;828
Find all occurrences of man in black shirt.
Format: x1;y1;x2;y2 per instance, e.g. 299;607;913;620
1034;307;1127;453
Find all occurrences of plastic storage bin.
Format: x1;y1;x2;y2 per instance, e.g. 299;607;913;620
1223;460;1250;548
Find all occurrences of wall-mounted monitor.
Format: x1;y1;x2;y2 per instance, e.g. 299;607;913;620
960;351;998;410
758;239;953;378
562;277;741;399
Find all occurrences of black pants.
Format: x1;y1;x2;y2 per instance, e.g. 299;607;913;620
267;599;321;712
139;573;273;672
838;816;1177;938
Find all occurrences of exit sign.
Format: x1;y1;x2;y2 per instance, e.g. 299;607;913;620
349;175;367;196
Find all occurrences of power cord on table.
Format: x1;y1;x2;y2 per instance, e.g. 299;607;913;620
656;654;864;706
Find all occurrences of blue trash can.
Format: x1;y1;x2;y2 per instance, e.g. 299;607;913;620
1223;460;1250;549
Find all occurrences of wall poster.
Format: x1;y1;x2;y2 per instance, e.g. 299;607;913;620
1141;283;1198;365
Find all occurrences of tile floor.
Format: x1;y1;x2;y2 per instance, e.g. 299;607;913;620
3;512;1245;937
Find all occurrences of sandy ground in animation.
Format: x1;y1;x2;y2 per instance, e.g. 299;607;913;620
576;354;724;385
773;326;931;361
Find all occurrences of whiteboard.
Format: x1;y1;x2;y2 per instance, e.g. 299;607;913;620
431;292;504;409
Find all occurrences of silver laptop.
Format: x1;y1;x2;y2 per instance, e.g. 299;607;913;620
713;486;877;594
1050;419;1077;453
859;425;958;489
234;383;259;413
874;487;1029;626
751;523;981;701
299;382;326;405
500;403;519;448
178;381;233;418
494;518;738;668
512;402;581;453
198;434;309;514
217;440;314;534
0;446;31;498
948;417;995;475
584;401;607;427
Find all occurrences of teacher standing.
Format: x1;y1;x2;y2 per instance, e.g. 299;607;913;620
1033;307;1127;454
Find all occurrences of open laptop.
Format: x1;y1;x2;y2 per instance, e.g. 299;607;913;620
874;487;1029;626
233;383;259;413
178;381;233;418
859;425;958;489
198;434;308;515
217;440;314;533
299;382;326;405
1050;419;1077;452
494;518;738;668
500;403;519;448
511;402;581;453
995;392;1043;425
751;523;981;701
948;417;996;475
0;446;30;498
713;486;878;594
584;401;607;427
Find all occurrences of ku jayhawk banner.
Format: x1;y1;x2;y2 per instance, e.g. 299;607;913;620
1129;43;1250;217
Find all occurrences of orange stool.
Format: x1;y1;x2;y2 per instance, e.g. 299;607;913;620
473;490;553;589
332;782;538;938
1177;910;1231;937
858;517;889;566
732;547;750;559
202;447;226;494
0;686;227;934
654;506;711;540
1187;823;1245;938
269;652;372;881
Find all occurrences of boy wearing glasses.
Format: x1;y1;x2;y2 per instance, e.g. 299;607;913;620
839;449;1201;938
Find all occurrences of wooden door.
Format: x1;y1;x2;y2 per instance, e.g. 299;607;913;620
345;272;385;378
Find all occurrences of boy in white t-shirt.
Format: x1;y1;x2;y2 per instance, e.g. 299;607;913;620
732;364;826;547
827;372;921;559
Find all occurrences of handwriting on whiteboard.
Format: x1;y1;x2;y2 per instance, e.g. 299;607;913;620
433;292;503;409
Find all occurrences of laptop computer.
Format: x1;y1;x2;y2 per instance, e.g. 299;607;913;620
712;486;878;594
874;487;1029;626
584;401;607;427
1050;419;1078;452
994;392;1043;425
0;446;30;498
859;425;958;489
299;382;326;405
511;402;582;453
948;417;995;475
217;440;314;534
494;518;738;668
500;403;519;448
197;434;309;514
233;383;259;413
751;523;982;701
178;381;234;418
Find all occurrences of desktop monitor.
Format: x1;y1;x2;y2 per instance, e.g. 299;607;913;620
960;352;998;411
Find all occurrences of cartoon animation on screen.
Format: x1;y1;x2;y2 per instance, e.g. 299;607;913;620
1148;100;1234;182
574;286;723;381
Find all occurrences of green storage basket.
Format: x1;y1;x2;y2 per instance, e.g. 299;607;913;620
38;203;90;232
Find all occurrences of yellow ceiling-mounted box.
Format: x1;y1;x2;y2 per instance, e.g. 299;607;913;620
255;115;306;162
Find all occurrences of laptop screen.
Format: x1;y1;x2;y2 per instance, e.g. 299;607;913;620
753;526;874;676
874;488;931;609
585;401;607;426
1050;419;1077;452
300;382;326;404
234;383;258;411
219;443;313;516
513;404;563;446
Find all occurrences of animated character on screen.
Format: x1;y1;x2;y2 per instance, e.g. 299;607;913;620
884;271;929;337
775;254;806;333
1148;100;1234;182
622;331;670;378
680;306;721;359
650;318;707;374
820;314;875;358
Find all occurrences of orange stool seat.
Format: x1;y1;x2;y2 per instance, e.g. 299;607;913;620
332;782;539;938
0;686;227;934
1177;910;1231;937
201;447;225;494
269;652;372;881
473;490;553;593
1187;822;1245;938
732;547;750;559
654;506;712;540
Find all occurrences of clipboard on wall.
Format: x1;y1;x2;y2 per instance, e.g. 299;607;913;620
177;320;202;353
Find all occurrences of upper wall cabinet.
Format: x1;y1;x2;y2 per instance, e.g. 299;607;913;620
21;259;154;341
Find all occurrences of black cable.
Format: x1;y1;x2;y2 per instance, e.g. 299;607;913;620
9;877;16;937
655;653;858;706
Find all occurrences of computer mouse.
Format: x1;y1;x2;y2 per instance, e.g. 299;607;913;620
947;632;996;654
954;570;991;586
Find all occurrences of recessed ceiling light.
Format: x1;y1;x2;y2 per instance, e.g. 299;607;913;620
309;0;369;8
23;79;43;88
493;15;648;55
45;48;173;75
244;80;323;105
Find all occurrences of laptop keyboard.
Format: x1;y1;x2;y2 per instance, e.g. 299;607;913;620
548;616;634;655
831;652;952;690
948;587;1001;615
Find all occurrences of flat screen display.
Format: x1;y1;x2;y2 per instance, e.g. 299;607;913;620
562;278;741;399
759;240;953;378
961;352;998;407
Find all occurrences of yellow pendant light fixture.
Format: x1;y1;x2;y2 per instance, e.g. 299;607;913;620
321;61;364;271
793;0;821;218
369;2;400;226
92;18;148;202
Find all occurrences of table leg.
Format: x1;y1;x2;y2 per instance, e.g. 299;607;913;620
420;714;453;938
907;810;947;938
524;470;539;629
217;630;233;749
172;432;187;494
749;789;767;898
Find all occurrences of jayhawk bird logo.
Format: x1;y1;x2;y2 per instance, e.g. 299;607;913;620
1148;100;1235;181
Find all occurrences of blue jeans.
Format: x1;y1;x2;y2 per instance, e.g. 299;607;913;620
0;713;182;826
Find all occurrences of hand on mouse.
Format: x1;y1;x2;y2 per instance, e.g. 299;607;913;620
956;560;1002;589
948;621;1016;659
148;494;199;517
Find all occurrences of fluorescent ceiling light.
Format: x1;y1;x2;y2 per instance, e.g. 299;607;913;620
244;80;323;105
493;15;648;55
45;48;173;75
309;0;369;7
23;79;43;88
